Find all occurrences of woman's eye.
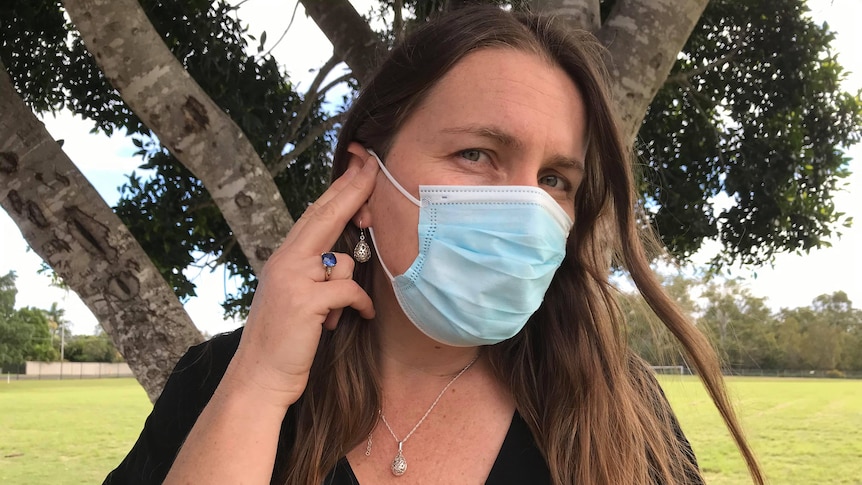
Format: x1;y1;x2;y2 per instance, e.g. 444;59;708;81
539;174;568;190
459;149;484;162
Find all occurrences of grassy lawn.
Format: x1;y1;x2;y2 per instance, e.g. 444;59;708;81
0;378;151;485
659;376;862;484
1;376;860;484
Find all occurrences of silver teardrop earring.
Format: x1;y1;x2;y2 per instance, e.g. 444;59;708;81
354;221;372;263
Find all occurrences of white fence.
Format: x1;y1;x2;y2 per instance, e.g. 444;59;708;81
20;361;134;379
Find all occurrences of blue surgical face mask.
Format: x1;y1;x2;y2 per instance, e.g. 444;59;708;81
367;150;573;347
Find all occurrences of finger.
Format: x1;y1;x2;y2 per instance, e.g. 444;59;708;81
279;167;358;249
287;155;378;254
291;166;359;231
323;308;343;331
310;252;355;282
320;279;376;320
307;147;377;213
283;151;377;248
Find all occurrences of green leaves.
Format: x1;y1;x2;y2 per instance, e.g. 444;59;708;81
638;0;862;266
623;270;862;371
0;272;60;371
258;30;267;53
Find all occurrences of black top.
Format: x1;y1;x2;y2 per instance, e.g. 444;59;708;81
104;329;698;484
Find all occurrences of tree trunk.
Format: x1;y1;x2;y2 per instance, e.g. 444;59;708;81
597;0;709;141
534;0;600;32
62;0;295;275
0;61;202;402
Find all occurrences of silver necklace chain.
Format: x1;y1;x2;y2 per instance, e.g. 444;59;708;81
367;353;480;477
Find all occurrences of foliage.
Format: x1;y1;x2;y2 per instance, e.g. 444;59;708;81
0;272;59;372
0;271;15;316
0;271;120;369
625;270;862;372
64;335;123;363
774;291;861;370
620;272;698;366
44;301;70;349
639;0;862;265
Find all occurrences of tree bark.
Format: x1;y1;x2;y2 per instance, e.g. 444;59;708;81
300;0;386;84
0;61;202;402
62;0;294;275
597;0;709;141
534;0;600;32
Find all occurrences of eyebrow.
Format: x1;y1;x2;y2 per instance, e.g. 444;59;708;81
440;125;585;171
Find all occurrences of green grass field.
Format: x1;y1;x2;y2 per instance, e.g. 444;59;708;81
0;379;151;485
660;376;862;485
0;376;859;484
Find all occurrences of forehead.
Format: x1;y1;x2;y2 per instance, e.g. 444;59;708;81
404;47;587;154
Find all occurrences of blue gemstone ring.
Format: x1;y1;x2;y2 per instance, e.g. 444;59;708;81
321;252;337;281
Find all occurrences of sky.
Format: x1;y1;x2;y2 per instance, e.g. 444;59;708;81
1;0;859;336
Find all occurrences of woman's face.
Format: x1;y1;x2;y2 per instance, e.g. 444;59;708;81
367;47;588;278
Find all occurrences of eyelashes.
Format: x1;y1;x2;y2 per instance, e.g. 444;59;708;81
454;148;577;195
458;148;489;163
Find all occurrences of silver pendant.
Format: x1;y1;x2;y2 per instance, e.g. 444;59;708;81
354;231;371;263
391;442;407;476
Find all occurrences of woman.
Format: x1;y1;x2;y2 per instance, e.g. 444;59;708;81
106;6;763;485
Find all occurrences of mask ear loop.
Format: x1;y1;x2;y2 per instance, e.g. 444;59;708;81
367;149;422;207
365;149;421;281
367;227;396;281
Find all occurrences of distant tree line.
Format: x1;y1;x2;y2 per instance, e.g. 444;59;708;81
622;271;862;374
0;271;122;373
4;268;859;375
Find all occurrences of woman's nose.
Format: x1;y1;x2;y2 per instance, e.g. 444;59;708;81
506;166;540;187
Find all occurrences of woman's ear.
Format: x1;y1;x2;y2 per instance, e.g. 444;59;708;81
346;142;374;229
346;142;374;169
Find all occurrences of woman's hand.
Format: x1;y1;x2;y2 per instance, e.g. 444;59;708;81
221;146;379;410
164;148;378;485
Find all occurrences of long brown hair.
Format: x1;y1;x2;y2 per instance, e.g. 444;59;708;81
279;6;764;484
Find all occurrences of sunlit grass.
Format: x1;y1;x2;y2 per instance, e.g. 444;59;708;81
0;378;150;485
660;376;862;484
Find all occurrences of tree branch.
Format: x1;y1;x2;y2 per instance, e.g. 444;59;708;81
317;73;353;102
0;60;203;402
276;55;341;146
213;237;238;268
270;113;345;177
393;0;405;44
299;0;385;85
62;0;295;275
665;32;746;86
598;0;710;142
533;0;600;32
263;0;303;57
274;71;351;166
